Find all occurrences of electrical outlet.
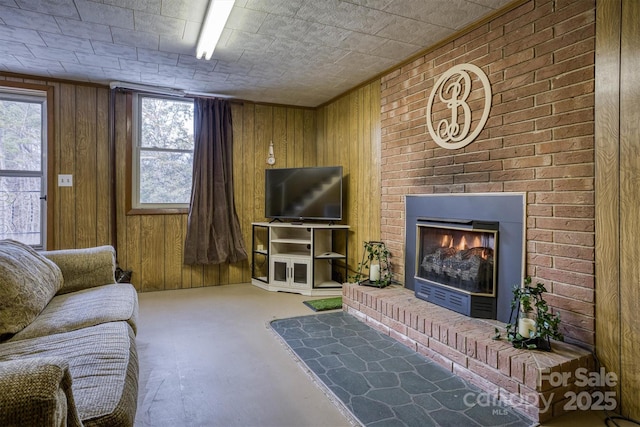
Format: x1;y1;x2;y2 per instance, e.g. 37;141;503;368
58;174;73;187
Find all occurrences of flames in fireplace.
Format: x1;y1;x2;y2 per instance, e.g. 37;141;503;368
440;234;491;259
418;225;496;295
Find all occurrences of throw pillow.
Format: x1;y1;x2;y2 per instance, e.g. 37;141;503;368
0;240;63;339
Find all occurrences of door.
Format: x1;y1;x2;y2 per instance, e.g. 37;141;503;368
0;88;48;249
271;256;289;287
271;255;311;290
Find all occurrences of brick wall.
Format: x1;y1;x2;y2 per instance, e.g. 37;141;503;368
379;0;595;347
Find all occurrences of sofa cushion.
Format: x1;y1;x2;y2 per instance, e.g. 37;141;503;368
0;240;63;339
0;357;83;427
0;322;138;427
9;283;139;342
43;245;117;295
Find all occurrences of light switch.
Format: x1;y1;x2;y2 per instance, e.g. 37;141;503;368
58;174;73;187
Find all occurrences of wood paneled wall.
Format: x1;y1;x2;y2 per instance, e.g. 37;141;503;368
595;0;640;420
112;93;318;291
1;74;381;291
316;81;382;276
0;76;112;251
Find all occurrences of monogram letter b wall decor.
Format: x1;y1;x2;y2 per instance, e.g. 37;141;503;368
426;63;492;150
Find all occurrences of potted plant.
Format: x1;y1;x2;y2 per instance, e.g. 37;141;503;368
496;276;563;351
352;241;392;288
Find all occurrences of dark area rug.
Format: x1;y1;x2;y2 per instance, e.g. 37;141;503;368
271;312;536;427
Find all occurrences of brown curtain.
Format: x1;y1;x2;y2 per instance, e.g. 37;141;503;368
184;98;247;265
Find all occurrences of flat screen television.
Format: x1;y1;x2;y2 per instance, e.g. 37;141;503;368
265;166;343;222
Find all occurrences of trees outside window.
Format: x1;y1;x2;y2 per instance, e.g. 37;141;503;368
0;90;46;247
133;94;194;209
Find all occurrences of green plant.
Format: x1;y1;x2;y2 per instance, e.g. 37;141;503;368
351;241;392;287
501;276;563;351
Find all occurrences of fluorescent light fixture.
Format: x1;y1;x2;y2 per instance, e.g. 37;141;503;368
196;0;235;60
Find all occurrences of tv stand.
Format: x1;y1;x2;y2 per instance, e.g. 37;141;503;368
250;222;349;296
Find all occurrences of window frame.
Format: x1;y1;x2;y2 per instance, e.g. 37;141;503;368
128;92;194;214
0;85;50;249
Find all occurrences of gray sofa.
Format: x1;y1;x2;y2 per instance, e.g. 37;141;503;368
0;240;138;427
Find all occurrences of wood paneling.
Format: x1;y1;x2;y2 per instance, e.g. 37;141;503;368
316;80;382;277
95;89;111;245
619;0;640;419
57;84;77;249
75;86;98;249
112;95;318;291
594;0;621;404
0;76;112;251
595;0;640;419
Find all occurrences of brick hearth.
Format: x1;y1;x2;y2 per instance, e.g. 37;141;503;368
342;283;595;423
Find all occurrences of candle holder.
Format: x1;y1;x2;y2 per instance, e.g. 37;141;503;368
503;276;563;351
353;241;391;288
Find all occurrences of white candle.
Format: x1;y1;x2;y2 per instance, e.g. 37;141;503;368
518;318;536;338
369;264;380;281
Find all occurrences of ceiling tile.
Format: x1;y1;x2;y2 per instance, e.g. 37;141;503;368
118;58;158;73
134;10;185;36
136;48;179;66
160;0;208;21
75;0;134;29
158;64;195;79
244;0;304;17
224;29;274;52
177;54;216;72
55;16;114;42
226;6;267;33
257;13;310;40
0;5;61;33
0;39;32;56
372;38;422;61
27;45;79;62
103;0;161;14
159;25;198;55
0;24;45;46
41;32;95;52
16;55;66;72
91;40;137;59
375;16;452;45
14;0;78;18
112;27;159;49
76;52;121;69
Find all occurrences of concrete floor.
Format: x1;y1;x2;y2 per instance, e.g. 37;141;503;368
134;284;609;427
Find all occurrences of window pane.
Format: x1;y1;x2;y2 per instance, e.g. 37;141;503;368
0;176;41;245
0;100;42;171
140;97;194;150
139;150;193;204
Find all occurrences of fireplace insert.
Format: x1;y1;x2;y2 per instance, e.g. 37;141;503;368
405;194;525;323
414;218;499;319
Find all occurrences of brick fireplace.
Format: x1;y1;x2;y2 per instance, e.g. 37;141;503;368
379;0;595;349
342;0;597;422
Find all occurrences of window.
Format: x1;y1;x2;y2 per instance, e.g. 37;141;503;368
132;94;194;210
0;88;47;248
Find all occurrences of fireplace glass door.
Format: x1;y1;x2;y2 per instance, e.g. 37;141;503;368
416;224;497;296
